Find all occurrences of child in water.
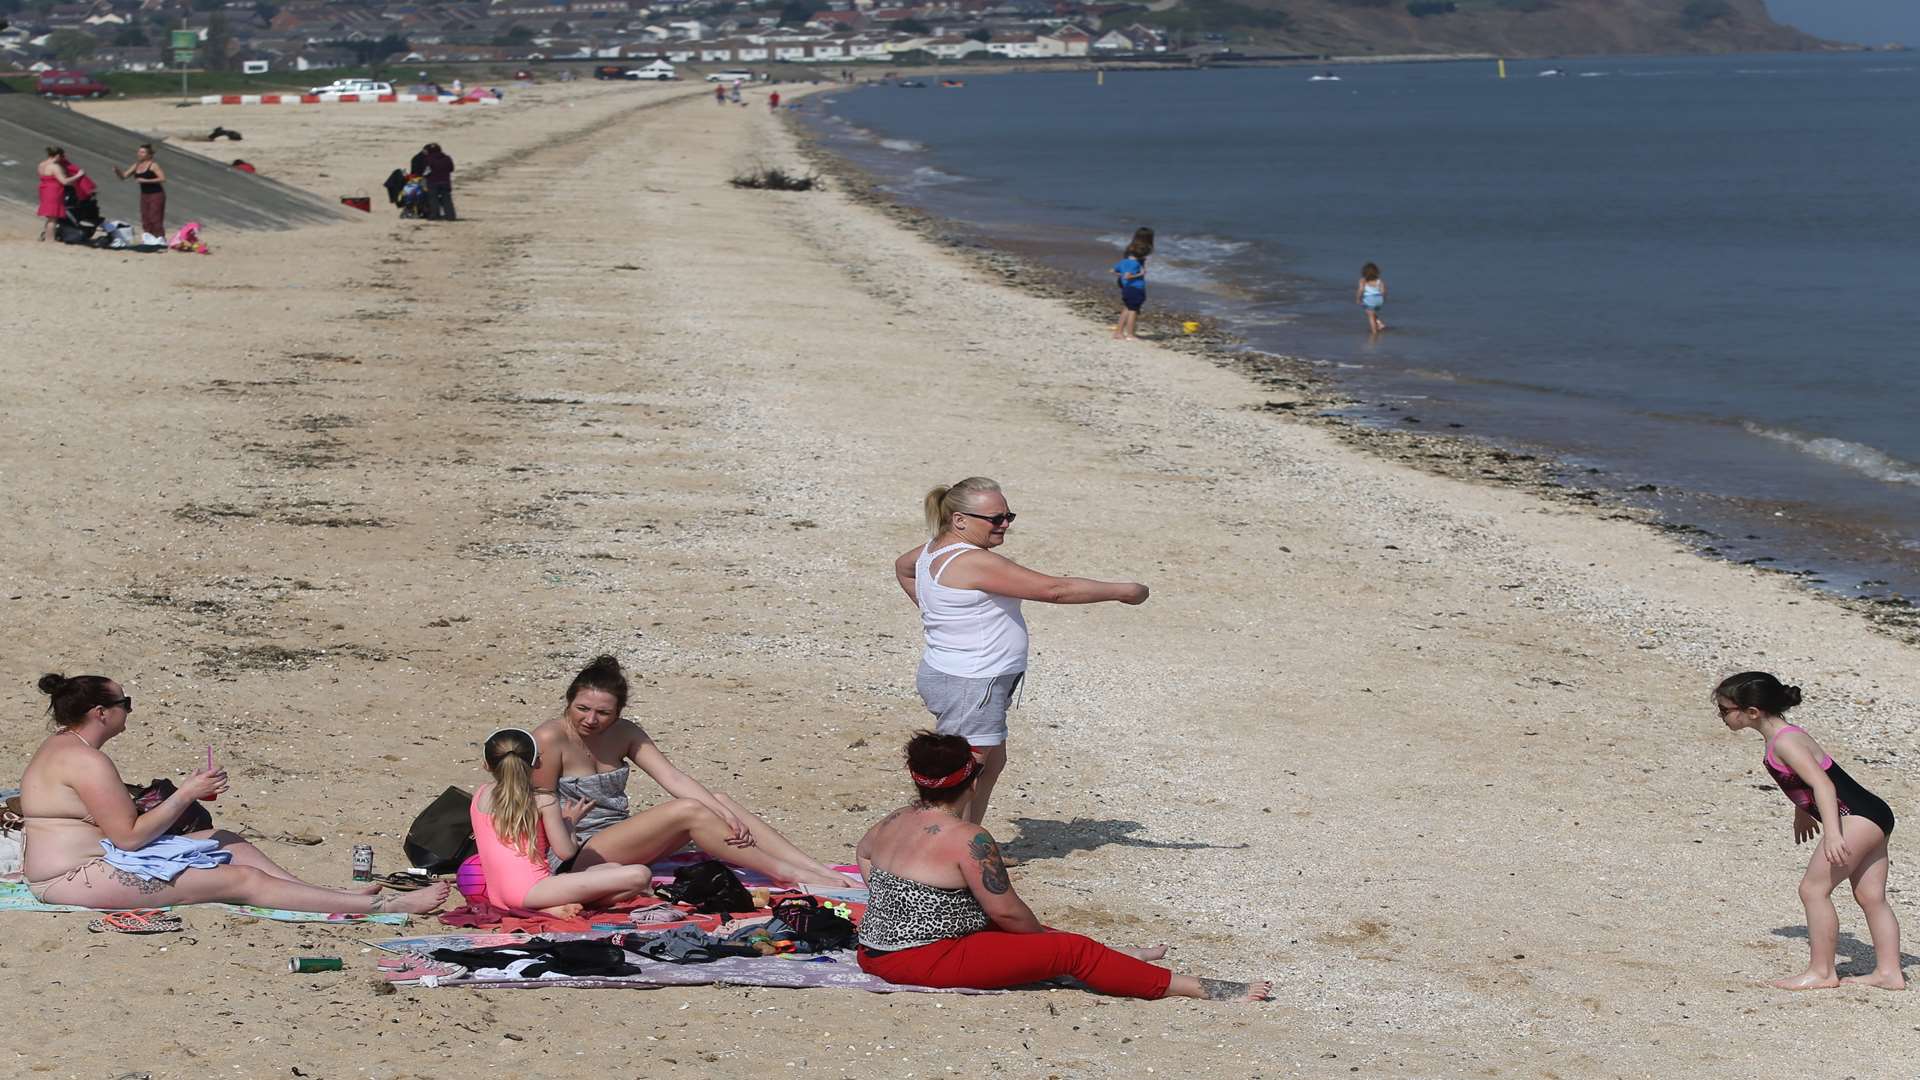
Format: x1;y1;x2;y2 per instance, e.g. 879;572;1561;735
470;728;656;917
1112;227;1152;340
1355;262;1386;333
1714;672;1904;990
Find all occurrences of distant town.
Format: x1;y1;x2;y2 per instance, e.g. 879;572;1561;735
0;0;1193;77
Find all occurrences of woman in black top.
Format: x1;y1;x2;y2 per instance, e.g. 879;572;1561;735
113;143;167;241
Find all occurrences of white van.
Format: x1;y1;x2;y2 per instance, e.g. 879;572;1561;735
705;69;754;83
308;79;394;96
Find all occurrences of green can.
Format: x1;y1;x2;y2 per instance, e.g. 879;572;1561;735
288;956;343;973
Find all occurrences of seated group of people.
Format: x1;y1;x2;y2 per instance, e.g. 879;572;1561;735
17;657;1268;1002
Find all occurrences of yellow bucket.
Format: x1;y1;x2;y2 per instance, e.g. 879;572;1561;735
1182;321;1201;334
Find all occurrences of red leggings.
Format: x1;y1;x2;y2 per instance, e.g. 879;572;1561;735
859;930;1171;999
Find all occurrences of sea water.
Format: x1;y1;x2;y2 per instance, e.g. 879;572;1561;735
805;53;1920;598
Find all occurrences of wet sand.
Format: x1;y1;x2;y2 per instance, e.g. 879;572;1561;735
2;79;1917;1079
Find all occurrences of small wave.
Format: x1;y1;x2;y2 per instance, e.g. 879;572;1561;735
1095;232;1250;261
887;165;969;190
879;138;924;152
1744;423;1920;486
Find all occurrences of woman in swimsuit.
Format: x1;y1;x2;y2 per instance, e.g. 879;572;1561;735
470;728;656;916
528;656;852;888
19;673;448;915
35;146;75;242
1355;262;1387;334
854;730;1272;1001
113;143;166;242
1714;671;1903;990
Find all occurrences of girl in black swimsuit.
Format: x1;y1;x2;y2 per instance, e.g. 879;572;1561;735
1715;671;1904;991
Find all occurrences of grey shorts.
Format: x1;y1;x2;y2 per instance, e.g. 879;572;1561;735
915;661;1024;747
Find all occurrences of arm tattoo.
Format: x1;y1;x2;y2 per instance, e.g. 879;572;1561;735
969;831;1010;895
1197;978;1252;1001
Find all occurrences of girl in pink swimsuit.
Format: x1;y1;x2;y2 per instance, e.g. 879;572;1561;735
1714;671;1904;991
470;728;655;914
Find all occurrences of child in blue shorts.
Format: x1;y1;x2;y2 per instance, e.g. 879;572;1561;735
1112;227;1152;339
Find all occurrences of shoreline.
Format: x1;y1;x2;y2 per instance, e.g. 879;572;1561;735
787;93;1920;650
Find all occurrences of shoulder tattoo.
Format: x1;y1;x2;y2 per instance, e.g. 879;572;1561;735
969;830;1010;895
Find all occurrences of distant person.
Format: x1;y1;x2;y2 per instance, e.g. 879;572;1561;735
769;91;781;110
1714;672;1903;991
715;84;726;106
419;142;456;222
1356;262;1387;333
729;80;742;103
893;477;1149;826
230;159;256;174
111;143;167;243
855;731;1273;1001
35;146;76;242
1111;226;1152;339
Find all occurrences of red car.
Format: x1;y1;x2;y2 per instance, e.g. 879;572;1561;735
37;70;110;98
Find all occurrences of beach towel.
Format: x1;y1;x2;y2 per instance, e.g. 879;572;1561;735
0;880;409;924
374;927;999;994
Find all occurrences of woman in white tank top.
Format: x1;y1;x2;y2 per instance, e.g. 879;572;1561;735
892;477;1150;826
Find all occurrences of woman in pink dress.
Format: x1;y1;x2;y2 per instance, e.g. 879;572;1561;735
36;146;75;242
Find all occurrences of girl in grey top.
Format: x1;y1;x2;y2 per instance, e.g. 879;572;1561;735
529;656;853;888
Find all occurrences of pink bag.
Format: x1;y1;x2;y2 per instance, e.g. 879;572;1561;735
168;221;208;253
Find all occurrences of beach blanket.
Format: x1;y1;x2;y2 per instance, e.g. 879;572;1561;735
375;928;997;994
0;880;409;924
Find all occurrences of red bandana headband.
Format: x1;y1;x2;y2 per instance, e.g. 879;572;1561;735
910;759;979;790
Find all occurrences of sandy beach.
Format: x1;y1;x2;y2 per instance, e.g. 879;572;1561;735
4;78;1917;1078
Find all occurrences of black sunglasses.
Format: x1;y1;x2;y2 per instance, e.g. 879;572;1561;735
957;511;1016;528
105;696;133;712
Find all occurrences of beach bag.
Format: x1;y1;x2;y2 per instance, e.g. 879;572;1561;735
654;859;755;915
769;895;857;951
127;779;215;836
103;221;134;249
403;786;476;874
54;221;92;245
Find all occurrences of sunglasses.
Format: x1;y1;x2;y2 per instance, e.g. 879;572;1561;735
106;696;133;712
957;511;1016;528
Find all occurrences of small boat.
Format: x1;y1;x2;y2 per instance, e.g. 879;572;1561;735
940;79;965;88
896;79;928;88
1538;68;1565;77
1308;72;1341;82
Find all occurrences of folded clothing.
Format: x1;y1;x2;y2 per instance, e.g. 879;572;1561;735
624;924;761;965
99;836;232;882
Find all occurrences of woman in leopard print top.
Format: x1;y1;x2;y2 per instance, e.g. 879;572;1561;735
853;731;1272;1002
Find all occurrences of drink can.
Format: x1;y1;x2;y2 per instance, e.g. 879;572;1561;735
351;843;375;882
289;956;343;973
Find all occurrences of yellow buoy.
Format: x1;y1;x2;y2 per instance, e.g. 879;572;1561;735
1097;69;1105;86
1498;58;1507;79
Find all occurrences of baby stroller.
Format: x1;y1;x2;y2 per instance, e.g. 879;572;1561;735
397;174;431;219
55;180;103;245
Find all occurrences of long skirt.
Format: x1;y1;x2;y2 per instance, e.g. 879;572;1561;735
140;190;166;239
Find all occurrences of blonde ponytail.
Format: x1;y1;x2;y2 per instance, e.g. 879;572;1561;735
483;731;542;857
922;477;1002;538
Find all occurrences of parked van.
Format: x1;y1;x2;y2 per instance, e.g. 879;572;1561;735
37;70;110;98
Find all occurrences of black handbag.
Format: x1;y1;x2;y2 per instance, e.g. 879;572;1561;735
128;779;215;836
654;859;756;915
402;786;477;873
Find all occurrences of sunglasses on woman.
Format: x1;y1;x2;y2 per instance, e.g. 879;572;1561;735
958;511;1016;528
